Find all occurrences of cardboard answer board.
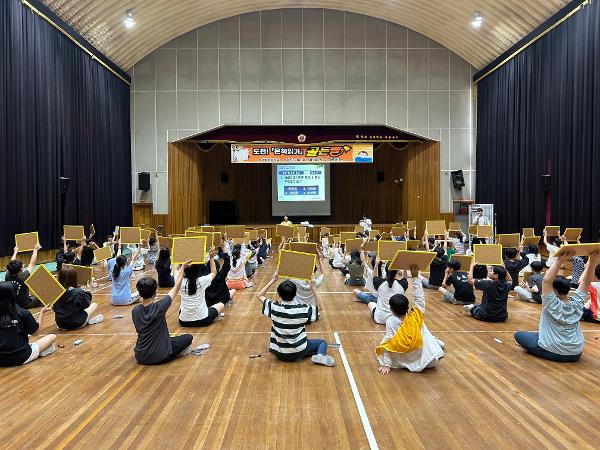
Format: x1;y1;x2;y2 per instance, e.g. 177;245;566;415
25;265;65;306
407;240;421;250
159;236;174;249
120;227;142;244
497;233;520;248
477;225;494;238
247;229;259;240
15;232;39;252
201;226;214;232
345;238;364;253
362;241;377;252
64;225;85;241
370;229;380;238
406;221;416;230
354;225;363;233
63;264;93;286
555;243;600;257
391;226;406;236
563;228;583;242
522;236;541;246
171;237;207;264
332;236;340;244
258;229;268;239
450;254;473;270
468;225;477;235
544;226;561;237
340;231;356;242
448;221;462;231
277;250;316;281
473;244;503;266
389;250;436;271
276;224;295;237
93;245;113;262
289;242;319;255
225;225;245;238
378;240;407;261
140;229;152;242
212;232;223;247
522;228;535;237
426;220;446;236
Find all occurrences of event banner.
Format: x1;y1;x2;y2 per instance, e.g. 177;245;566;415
231;143;373;163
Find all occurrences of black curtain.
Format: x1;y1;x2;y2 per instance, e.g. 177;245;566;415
0;0;131;255
476;0;600;241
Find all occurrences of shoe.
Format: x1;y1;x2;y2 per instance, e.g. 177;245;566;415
40;344;56;357
311;354;336;367
247;282;253;288
434;337;446;349
88;314;104;325
178;345;192;356
463;304;475;312
90;279;98;288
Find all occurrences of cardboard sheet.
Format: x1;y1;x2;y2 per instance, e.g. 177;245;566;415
93;245;113;262
25;265;65;306
276;224;295;237
120;227;142;244
378;240;408;261
225;225;245;238
389;250;436;271
289;242;319;255
473;244;503;265
277;250;316;281
497;233;520;248
171;237;207;264
426;220;446;236
63;264;93;286
15;232;39;252
64;225;85;241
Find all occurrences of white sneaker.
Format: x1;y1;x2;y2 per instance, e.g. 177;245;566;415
178;345;192;357
463;304;475;312
246;282;253;288
40;344;56;357
88;314;104;325
311;354;336;367
434;337;446;349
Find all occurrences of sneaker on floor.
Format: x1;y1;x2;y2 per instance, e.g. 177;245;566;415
463;304;475;312
88;314;104;325
311;354;336;367
178;345;192;357
435;337;446;349
40;344;56;357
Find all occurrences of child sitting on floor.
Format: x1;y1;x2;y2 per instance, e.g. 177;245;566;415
376;265;445;373
438;260;475;305
107;241;141;305
503;245;529;290
53;267;103;329
353;249;379;304
5;244;43;309
132;260;193;365
291;256;325;309
256;270;335;367
583;264;600;324
464;260;512;322
515;261;544;303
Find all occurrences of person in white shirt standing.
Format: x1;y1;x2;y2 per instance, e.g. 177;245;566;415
359;213;372;236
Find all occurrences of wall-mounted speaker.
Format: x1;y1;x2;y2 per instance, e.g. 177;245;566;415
450;170;465;190
221;172;229;183
138;172;150;192
542;174;551;192
59;177;70;195
377;172;385;182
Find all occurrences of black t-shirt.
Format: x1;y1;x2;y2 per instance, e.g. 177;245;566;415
206;257;231;305
132;295;173;364
504;252;529;289
429;256;449;286
473;279;510;322
0;306;39;366
4;270;31;308
155;262;173;287
446;271;475;303
52;288;92;330
80;247;95;266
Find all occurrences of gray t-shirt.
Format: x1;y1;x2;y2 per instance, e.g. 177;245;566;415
527;273;544;304
132;295;172;364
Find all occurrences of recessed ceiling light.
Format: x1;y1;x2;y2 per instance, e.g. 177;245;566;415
472;11;483;28
124;10;135;28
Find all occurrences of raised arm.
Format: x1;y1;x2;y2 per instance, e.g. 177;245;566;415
11;246;18;261
208;249;217;280
579;251;600;293
257;270;279;303
116;240;122;257
410;265;425;312
167;260;191;299
467;259;477;286
27;244;42;273
542;249;573;296
311;278;324;311
128;245;141;267
62;236;68;254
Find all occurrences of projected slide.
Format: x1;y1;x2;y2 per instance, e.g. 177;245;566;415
276;164;326;202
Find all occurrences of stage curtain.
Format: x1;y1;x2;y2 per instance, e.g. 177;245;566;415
0;0;131;255
476;0;600;241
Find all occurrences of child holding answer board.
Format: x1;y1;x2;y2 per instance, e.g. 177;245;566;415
226;244;253;290
256;270;335;367
132;261;194;365
376;265;445;374
290;255;326;310
464;260;511;322
108;240;141;305
5;244;44;309
353;249;380;304
514;261;544;304
155;248;176;288
438;260;475;305
53;267;103;329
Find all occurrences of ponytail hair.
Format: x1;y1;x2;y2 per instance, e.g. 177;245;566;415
113;255;127;279
386;269;398;288
232;247;241;268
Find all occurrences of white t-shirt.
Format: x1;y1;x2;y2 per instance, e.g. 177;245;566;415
374;279;405;324
546;243;559;267
471;215;490;225
332;248;346;269
364;266;377;296
179;275;213;321
291;274;325;306
360;218;373;232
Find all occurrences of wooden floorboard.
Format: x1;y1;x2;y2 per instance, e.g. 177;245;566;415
2;253;600;449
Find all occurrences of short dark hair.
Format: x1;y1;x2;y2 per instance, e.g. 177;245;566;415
504;248;517;259
552;276;571;295
473;264;488;279
447;260;461;271
149;237;156;246
493;266;507;280
136;277;158;299
530;261;544;273
435;248;445;258
277;280;297;302
528;245;539;255
64;251;76;263
6;260;22;275
595;264;600;280
58;267;78;289
389;294;409;316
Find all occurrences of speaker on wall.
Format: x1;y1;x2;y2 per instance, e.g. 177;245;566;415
221;172;229;183
377;171;385;182
59;177;70;195
138;172;150;192
450;170;465;190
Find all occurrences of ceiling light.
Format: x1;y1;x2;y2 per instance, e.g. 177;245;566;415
472;11;483;28
124;10;135;28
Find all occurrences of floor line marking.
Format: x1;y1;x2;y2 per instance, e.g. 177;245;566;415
334;331;379;450
55;365;143;449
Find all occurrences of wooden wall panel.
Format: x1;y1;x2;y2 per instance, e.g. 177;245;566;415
168;142;203;234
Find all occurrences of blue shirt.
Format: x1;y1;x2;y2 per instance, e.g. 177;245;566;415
107;258;134;304
538;289;586;355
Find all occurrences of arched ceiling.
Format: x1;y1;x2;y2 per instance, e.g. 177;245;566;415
39;0;570;70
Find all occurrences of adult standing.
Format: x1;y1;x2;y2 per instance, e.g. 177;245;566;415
359;214;372;236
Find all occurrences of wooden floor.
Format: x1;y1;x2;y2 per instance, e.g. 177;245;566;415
3;253;600;450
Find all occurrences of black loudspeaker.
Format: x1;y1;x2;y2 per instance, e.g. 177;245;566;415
138;172;150;192
377;171;385;182
60;177;70;195
450;170;465;190
221;172;229;183
209;201;238;224
542;174;551;192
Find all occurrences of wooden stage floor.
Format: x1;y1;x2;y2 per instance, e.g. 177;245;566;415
2;253;600;449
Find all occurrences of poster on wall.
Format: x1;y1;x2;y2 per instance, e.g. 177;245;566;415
469;204;494;232
231;143;373;163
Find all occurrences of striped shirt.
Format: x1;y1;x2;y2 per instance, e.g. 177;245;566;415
262;299;318;361
571;256;585;285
